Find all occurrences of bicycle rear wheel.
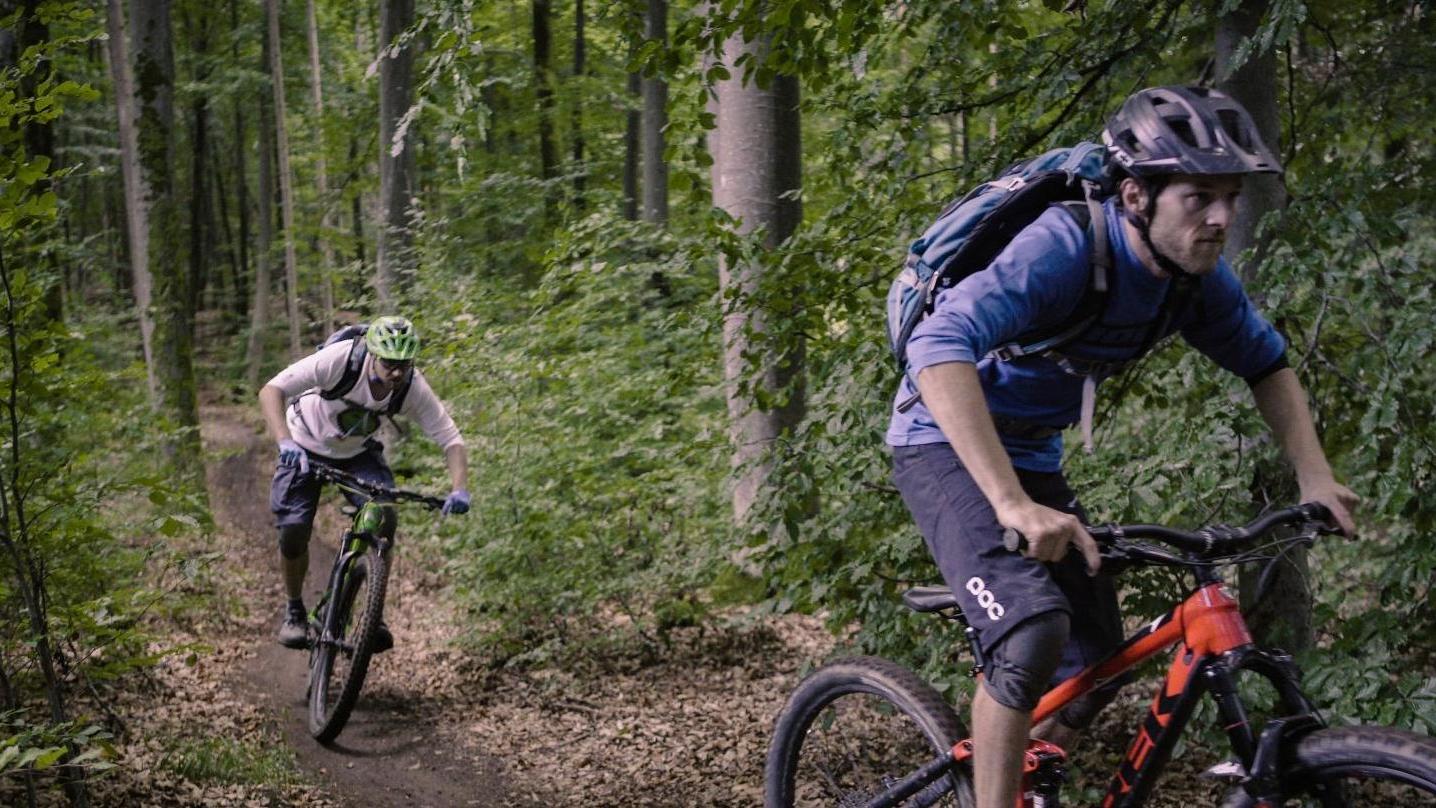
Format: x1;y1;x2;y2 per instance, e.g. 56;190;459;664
1223;726;1436;806
307;552;388;742
764;656;974;808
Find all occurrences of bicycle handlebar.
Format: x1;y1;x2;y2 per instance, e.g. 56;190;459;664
307;461;446;511
1003;502;1336;561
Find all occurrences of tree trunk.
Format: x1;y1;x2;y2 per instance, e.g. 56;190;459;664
375;0;415;306
710;27;805;525
622;67;640;220
132;0;204;481
187;10;210;316
1218;0;1285;286
570;0;585;203
230;0;251;327
245;38;277;391
306;0;335;333
105;0;158;398
640;0;668;224
1217;0;1310;654
4;0;62;322
266;0;302;357
532;0;557;217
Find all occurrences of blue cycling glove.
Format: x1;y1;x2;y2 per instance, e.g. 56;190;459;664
277;439;310;475
442;489;470;515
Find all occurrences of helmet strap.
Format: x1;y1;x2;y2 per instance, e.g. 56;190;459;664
1122;182;1195;281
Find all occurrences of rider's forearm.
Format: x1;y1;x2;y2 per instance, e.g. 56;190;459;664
444;443;468;492
915;362;1031;517
259;384;294;444
1251;368;1336;488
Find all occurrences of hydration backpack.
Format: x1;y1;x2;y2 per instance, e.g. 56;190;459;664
886;142;1114;383
314;323;412;416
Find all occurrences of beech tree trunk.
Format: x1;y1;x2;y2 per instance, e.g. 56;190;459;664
267;0;302;357
306;0;335;333
1218;0;1310;654
640;0;668;224
375;0;415;306
1218;0;1286;286
570;0;585;202
245;37;277;390
133;0;204;480
532;0;557;216
105;0;157;398
622;50;639;220
230;0;250;327
711;27;805;525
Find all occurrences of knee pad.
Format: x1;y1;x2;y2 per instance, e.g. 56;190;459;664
981;611;1070;712
277;524;312;560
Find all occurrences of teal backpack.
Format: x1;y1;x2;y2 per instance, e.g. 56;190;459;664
886;142;1114;412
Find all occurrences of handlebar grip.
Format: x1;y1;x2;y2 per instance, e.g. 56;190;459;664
1003;528;1026;554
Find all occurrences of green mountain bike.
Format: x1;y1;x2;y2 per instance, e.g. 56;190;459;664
304;461;443;743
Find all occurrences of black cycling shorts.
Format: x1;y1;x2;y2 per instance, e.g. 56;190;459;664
891;442;1124;688
269;441;394;529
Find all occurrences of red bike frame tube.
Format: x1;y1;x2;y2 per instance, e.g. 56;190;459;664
948;583;1254;807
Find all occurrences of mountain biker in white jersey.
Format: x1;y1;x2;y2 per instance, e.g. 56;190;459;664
258;316;470;650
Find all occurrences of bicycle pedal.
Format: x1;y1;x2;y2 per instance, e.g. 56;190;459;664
1200;758;1248;780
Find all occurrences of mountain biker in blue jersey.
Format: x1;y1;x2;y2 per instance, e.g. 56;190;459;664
886;86;1359;808
258;316;470;651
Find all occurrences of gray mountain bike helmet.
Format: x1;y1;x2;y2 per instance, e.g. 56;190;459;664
1102;85;1282;178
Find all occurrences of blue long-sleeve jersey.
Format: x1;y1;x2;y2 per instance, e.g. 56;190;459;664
885;198;1287;471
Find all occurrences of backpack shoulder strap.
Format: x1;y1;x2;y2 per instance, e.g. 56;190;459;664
386;372;413;416
320;337;367;400
992;184;1111;361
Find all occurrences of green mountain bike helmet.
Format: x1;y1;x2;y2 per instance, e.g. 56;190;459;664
365;316;420;361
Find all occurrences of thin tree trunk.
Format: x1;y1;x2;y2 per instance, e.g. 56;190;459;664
187;10;210;317
570;0;585;203
640;0;668;224
266;0;302;357
306;0;335;333
1218;0;1309;654
245;42;277;390
105;0;157;398
622;68;639;220
210;147;242;323
0;247;89;808
711;26;805;525
230;0;250;325
375;0;415;306
4;0;62;322
532;0;557;217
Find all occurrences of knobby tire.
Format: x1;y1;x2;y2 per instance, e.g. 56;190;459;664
307;552;388;742
1222;725;1436;806
765;656;975;808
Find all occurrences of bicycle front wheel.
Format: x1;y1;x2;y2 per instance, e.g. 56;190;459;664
1224;726;1436;806
764;656;974;808
307;552;388;742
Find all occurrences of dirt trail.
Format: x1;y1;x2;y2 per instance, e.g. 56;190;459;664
192;403;835;807
203;405;517;806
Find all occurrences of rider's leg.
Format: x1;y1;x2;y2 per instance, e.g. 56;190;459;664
975;611;1070;807
271;458;324;647
892;444;1103;807
278;523;312;600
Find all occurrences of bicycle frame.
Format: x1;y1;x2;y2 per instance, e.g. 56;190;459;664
869;580;1322;808
311;500;392;649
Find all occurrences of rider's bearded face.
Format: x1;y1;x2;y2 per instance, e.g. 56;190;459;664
1144;174;1244;276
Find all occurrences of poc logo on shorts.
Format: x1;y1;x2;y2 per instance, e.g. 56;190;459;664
965;577;1006;621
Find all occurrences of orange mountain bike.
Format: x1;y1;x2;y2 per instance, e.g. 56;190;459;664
764;503;1436;807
